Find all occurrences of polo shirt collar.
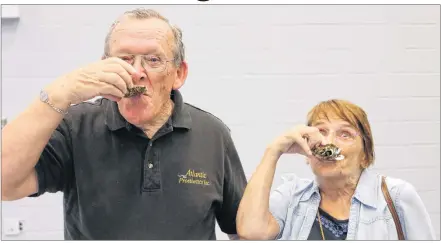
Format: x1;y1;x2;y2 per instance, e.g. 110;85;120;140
170;89;192;130
105;89;192;131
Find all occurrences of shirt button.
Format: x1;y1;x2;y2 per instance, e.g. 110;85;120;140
148;163;153;169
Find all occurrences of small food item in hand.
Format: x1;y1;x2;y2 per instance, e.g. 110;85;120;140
311;144;345;161
124;86;147;98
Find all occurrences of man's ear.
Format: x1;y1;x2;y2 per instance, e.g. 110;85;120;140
172;61;188;90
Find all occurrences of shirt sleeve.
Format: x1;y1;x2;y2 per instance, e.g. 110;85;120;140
28;118;74;197
215;134;248;235
396;181;436;240
269;175;297;240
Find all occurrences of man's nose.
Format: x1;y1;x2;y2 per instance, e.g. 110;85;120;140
131;63;147;84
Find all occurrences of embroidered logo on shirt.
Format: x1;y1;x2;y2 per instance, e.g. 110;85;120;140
177;169;210;186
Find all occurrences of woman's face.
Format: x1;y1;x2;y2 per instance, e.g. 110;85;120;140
308;116;366;179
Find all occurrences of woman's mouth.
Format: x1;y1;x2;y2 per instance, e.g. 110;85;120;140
311;144;345;162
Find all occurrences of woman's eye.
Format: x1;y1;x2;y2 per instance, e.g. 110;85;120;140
340;131;354;139
318;129;327;135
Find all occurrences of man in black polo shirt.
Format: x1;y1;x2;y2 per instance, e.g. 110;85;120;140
1;8;247;240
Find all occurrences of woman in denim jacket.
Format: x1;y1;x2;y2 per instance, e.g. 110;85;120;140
237;99;436;240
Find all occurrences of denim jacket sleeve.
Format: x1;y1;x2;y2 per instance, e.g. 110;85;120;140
268;174;297;239
396;181;436;240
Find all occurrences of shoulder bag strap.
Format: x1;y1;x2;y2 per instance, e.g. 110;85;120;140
381;176;405;240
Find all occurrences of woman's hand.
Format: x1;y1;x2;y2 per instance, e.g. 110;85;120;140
268;124;325;157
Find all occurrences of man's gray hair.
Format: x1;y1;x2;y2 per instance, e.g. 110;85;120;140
104;8;185;67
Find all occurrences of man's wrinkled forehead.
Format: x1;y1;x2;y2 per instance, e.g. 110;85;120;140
111;27;173;50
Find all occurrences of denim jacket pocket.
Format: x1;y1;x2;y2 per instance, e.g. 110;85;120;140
357;214;397;240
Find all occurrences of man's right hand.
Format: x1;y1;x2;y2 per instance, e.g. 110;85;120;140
45;57;137;109
268;124;326;158
1;57;139;201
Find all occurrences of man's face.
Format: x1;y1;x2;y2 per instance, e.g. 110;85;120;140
107;17;187;127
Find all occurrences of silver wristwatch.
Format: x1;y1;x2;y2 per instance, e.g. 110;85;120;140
40;90;68;115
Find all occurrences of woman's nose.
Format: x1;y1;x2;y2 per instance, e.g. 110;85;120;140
321;134;335;145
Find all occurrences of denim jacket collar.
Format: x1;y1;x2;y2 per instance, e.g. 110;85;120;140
353;169;379;209
299;169;378;209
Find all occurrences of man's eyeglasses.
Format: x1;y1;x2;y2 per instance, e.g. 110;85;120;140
107;54;174;73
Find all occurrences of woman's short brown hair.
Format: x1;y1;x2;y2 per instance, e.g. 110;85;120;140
306;99;375;168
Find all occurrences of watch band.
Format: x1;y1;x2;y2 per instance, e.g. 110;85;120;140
40;90;68;115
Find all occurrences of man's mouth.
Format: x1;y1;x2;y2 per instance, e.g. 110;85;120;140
124;86;147;98
125;93;150;101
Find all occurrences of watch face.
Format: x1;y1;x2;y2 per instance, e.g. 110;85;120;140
40;90;49;102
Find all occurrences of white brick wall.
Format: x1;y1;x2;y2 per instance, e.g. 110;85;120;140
1;5;439;240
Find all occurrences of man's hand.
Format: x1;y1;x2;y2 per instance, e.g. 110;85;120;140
44;57;138;109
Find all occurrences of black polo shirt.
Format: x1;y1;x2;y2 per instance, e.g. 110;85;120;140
30;90;247;240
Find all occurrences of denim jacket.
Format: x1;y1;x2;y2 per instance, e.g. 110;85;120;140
269;169;436;240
